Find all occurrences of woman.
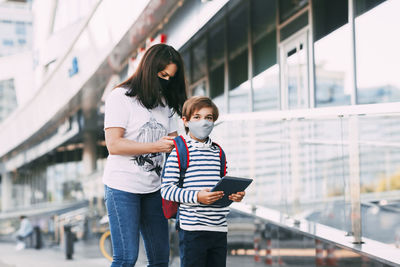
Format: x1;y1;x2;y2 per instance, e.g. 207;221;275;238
103;44;187;266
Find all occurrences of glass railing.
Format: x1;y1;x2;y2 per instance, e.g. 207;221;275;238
211;102;400;264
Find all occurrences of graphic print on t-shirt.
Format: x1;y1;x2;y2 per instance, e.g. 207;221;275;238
132;117;167;176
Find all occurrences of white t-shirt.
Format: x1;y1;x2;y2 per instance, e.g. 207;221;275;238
103;87;178;194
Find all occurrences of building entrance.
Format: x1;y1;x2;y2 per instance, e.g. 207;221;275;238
280;29;309;109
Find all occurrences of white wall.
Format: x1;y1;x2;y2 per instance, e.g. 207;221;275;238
31;0;57;88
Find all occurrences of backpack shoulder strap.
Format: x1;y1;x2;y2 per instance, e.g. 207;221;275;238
212;142;226;177
173;135;189;187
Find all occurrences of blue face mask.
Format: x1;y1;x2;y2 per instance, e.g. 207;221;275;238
187;120;214;140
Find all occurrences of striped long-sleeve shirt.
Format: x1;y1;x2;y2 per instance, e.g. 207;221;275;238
161;136;229;232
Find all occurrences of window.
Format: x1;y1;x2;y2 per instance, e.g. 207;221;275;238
191;80;207;97
2;39;14;46
355;0;400;104
228;5;248;90
355;0;386;16
253;34;276;76
228;3;249;113
252;0;277;76
181;50;191;85
15;22;26;35
191;38;207;83
280;11;308;41
313;0;348;42
279;0;309;23
208;22;225;71
210;65;224;99
208;22;225;100
0;79;17;122
313;0;351;107
251;0;279;111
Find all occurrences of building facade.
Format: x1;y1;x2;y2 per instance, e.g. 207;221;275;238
0;0;32;57
0;0;399;265
0;0;33;122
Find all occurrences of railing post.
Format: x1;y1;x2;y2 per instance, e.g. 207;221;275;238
348;115;362;244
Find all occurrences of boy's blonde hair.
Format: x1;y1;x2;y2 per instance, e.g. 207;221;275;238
182;96;219;133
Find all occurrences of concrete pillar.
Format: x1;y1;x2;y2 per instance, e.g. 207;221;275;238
82;130;97;176
82;109;98;176
81;109;98;213
1;168;12;212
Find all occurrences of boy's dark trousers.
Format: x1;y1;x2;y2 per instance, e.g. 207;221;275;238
179;229;227;267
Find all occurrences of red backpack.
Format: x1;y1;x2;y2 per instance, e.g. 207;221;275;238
161;135;227;219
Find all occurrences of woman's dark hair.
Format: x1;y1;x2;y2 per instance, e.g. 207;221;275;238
116;44;187;117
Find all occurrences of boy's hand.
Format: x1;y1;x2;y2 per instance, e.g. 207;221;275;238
229;191;245;202
197;189;224;205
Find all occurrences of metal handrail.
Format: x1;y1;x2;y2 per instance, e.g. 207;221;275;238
231;202;400;266
217;102;400;122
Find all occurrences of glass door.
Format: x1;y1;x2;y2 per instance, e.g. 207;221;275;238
280;29;309;109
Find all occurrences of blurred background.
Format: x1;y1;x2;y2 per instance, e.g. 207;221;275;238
0;0;399;266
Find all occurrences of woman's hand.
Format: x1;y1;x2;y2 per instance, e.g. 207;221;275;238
154;136;175;153
105;128;175;155
229;191;245;202
197;189;224;205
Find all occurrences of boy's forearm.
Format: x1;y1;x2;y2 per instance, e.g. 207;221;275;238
161;183;198;203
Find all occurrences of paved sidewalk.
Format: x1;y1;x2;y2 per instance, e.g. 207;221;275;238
0;241;109;267
0;241;268;267
0;238;169;267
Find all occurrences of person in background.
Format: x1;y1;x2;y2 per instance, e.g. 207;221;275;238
16;215;33;250
103;43;187;267
161;96;246;267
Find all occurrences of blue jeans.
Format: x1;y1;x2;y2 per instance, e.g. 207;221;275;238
178;229;227;267
105;186;169;267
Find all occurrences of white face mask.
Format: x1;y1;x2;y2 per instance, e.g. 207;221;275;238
187;120;214;140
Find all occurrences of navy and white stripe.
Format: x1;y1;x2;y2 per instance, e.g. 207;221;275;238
161;137;229;232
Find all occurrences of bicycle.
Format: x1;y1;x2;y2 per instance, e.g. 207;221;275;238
99;229;113;261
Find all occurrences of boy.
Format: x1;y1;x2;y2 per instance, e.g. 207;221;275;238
161;96;245;267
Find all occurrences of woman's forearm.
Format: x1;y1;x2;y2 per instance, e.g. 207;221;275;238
105;127;175;156
106;138;158;156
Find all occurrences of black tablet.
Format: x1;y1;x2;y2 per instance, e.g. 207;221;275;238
210;176;253;207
